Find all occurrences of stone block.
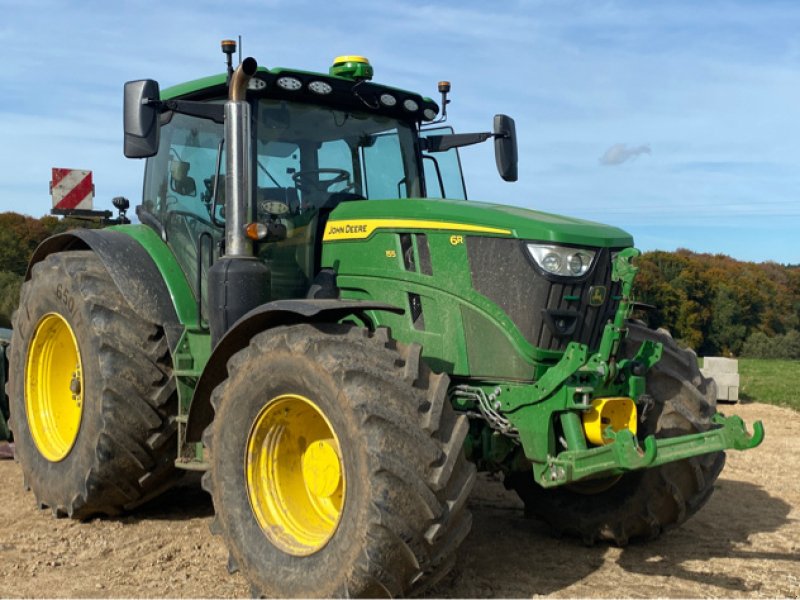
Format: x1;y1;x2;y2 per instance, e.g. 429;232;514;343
702;357;739;374
706;371;740;388
700;357;740;403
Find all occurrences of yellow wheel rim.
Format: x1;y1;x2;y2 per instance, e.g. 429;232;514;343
245;394;345;556
25;313;84;462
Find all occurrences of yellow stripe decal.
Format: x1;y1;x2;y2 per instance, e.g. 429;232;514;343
322;219;512;241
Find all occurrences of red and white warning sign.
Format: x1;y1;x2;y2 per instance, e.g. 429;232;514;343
50;168;94;211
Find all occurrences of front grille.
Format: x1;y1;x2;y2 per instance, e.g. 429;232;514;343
467;238;620;352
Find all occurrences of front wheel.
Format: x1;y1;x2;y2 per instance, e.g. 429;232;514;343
505;322;725;545
202;324;476;597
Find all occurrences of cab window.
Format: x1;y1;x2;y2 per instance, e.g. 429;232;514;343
420;126;467;200
141;110;224;308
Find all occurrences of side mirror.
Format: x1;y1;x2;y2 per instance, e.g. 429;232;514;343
493;114;518;182
124;79;161;158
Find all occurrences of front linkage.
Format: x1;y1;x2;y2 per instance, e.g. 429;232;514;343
459;248;764;488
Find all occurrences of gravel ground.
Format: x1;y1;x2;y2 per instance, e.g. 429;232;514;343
0;402;797;598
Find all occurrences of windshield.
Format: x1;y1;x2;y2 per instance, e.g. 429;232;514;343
256;99;422;211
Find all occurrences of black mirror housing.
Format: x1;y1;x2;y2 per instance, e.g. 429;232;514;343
124;79;161;158
493;114;518;182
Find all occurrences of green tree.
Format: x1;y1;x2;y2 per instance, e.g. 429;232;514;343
705;286;748;355
742;330;800;359
0;212;105;326
0;271;22;328
634;249;800;355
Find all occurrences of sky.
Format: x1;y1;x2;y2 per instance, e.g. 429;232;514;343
1;0;798;263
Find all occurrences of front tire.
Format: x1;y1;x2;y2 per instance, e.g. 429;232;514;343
9;251;179;518
203;324;475;597
505;322;725;545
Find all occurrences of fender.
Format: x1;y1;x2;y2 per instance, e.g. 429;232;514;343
185;298;404;442
26;230;184;350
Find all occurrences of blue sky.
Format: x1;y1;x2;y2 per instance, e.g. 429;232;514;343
1;0;798;263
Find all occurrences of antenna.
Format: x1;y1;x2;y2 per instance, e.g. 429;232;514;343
238;35;242;65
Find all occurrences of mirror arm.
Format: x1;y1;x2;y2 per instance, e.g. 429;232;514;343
422;131;494;152
144;98;225;125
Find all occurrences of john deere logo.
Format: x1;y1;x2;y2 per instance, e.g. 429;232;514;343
589;286;607;306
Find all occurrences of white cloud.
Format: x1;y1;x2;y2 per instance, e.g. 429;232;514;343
599;143;652;166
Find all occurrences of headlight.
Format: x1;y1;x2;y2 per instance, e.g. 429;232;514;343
526;244;596;277
308;81;332;95
276;76;302;91
403;98;419;112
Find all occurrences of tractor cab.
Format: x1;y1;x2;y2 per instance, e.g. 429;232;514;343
129;55;512;311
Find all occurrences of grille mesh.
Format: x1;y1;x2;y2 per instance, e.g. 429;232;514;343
467;238;621;352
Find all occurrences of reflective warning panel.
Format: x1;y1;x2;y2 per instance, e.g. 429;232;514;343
50;168;94;211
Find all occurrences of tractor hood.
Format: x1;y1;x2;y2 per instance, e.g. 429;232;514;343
326;198;633;248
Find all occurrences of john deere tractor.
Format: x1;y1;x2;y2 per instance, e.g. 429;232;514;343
8;42;763;597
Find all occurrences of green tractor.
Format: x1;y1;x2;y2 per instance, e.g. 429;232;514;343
8;42;763;597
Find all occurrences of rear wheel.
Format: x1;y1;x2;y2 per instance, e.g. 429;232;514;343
505;322;725;545
9;251;179;518
203;323;476;597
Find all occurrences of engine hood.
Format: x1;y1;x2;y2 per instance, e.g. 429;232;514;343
325;197;633;248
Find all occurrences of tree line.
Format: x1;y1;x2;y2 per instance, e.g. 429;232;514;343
634;249;800;358
0;212;796;358
0;212;101;328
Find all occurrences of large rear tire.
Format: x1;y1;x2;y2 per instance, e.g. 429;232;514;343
203;323;475;597
9;251;179;518
505;322;725;545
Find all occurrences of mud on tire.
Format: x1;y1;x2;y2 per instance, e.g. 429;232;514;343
505;321;725;545
202;323;476;597
9;251;179;518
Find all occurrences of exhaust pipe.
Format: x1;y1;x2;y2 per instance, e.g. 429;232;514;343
225;57;258;257
229;56;257;102
209;56;270;347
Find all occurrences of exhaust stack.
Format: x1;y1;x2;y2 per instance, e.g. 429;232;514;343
224;57;258;258
209;56;270;347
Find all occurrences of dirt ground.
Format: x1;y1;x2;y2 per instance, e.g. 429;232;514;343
0;401;797;598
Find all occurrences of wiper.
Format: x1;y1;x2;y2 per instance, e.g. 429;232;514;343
257;158;282;188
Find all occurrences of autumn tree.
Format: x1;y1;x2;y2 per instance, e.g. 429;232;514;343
634;249;799;356
0;212;102;326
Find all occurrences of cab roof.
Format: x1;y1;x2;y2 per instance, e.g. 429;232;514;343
161;65;439;125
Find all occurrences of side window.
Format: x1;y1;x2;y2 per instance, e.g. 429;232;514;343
141;112;224;309
362;131;407;199
143;112;224;224
420;126;467;200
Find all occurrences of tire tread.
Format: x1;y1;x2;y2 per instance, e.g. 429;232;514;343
203;323;476;597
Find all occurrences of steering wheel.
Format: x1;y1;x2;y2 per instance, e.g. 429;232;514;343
291;169;353;193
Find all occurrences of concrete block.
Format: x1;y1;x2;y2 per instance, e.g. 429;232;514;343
702;357;739;374
713;385;739;403
700;357;740;403
706;372;740;388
